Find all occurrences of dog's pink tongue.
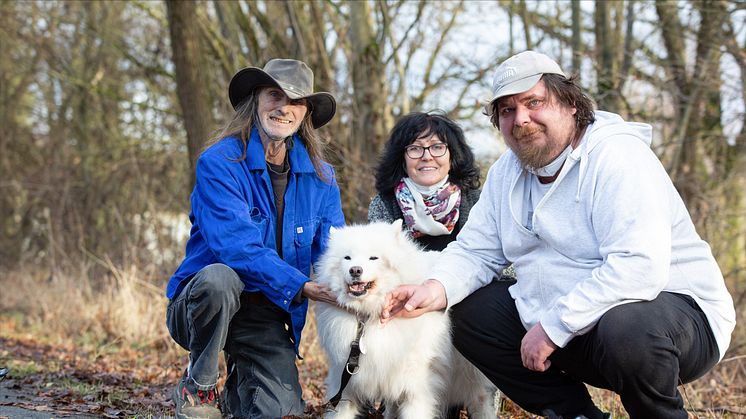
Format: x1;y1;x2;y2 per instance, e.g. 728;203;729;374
348;282;366;292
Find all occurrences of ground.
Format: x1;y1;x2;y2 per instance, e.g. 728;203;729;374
1;330;744;418
0;334;347;418
0;336;173;418
0;334;510;418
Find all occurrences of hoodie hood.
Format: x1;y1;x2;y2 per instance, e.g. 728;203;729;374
564;111;653;201
574;110;652;152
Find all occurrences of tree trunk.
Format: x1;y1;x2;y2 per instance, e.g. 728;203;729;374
345;0;389;219
619;0;635;95
594;0;620;112
166;0;215;190
518;0;533;50
349;1;387;158
571;0;582;77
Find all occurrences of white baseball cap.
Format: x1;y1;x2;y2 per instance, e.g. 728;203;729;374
484;51;566;115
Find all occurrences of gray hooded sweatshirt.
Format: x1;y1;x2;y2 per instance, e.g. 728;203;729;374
430;111;735;359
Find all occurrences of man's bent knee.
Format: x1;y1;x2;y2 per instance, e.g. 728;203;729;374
594;302;678;375
192;263;244;297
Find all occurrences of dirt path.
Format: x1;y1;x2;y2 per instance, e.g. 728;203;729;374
0;336;336;418
0;337;175;418
0;380;101;418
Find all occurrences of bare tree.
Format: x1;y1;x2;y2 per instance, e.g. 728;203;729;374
166;0;215;188
654;0;745;289
571;0;582;76
594;0;621;112
3;0;743;296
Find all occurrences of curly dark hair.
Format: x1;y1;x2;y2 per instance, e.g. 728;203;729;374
488;73;596;133
374;111;481;197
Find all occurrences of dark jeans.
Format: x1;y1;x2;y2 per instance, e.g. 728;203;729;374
166;263;304;418
451;279;719;419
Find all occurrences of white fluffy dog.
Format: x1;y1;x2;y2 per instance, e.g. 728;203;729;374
314;221;497;419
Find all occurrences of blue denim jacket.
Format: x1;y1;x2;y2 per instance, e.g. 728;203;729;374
167;128;345;352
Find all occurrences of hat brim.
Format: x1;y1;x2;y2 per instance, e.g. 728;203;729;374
483;73;543;116
228;67;336;129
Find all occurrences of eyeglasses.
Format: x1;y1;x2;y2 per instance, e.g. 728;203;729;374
404;143;448;159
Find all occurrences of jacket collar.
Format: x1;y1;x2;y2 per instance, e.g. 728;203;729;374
244;126;315;174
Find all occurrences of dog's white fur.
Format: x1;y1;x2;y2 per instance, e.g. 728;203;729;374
314;221;497;419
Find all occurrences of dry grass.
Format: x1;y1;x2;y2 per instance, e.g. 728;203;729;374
0;262;181;360
1;262;744;418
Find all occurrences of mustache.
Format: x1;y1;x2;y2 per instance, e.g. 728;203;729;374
513;125;545;139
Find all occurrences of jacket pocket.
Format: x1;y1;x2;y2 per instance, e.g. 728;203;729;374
249;207;270;242
294;217;319;270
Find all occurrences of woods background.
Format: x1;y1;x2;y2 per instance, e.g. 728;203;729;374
1;0;745;417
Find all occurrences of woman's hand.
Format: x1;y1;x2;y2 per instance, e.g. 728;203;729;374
381;279;447;323
302;281;338;305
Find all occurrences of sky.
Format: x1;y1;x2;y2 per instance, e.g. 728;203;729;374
390;1;744;160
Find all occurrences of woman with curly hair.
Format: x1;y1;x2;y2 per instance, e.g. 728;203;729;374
369;110;481;251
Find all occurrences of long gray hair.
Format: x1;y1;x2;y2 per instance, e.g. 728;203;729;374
203;88;329;181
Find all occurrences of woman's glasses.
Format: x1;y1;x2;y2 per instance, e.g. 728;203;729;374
404;143;448;159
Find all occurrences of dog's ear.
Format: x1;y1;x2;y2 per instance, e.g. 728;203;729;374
391;219;409;244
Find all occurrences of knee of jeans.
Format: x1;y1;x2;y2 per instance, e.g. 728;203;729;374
194;264;244;299
596;306;676;372
597;306;637;340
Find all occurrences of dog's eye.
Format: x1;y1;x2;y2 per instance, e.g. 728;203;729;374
369;256;378;260
344;256;351;260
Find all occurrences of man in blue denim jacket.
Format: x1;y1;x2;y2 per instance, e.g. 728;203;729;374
166;59;345;419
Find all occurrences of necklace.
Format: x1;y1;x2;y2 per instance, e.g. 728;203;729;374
267;155;290;175
265;141;286;160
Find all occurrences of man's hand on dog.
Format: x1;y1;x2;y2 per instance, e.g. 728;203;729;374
302;281;338;305
381;279;447;323
521;323;557;372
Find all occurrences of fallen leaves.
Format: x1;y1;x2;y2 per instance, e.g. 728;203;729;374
0;336;176;417
2;333;745;418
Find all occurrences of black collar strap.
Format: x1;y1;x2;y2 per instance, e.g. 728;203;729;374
328;318;365;408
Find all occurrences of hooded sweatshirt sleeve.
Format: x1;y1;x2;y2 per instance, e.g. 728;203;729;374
428;160;511;306
540;131;675;347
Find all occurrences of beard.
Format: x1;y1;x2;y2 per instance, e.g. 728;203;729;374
510;124;570;171
258;121;292;142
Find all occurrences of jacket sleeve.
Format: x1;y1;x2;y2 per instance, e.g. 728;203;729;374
541;137;674;347
192;152;309;309
428;165;510;307
457;188;482;231
368;194;397;223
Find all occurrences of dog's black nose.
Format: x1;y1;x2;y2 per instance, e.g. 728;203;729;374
349;266;363;277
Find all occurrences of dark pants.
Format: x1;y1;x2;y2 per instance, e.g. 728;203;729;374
166;263;304;418
451;279;719;419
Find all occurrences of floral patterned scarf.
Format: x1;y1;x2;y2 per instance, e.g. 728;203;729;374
394;177;461;238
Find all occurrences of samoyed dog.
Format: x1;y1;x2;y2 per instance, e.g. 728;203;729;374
314;220;497;419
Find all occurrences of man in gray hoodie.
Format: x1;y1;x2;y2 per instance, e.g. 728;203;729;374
382;51;735;419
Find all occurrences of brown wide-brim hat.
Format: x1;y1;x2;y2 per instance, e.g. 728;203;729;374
228;58;336;129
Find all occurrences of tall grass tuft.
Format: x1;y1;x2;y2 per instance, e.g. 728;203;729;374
0;258;180;361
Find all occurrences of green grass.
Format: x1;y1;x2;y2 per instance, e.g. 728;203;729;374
0;358;46;378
